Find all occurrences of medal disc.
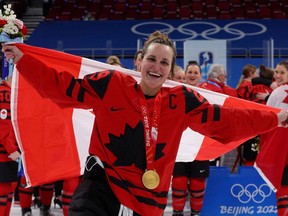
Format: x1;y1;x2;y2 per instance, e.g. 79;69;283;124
142;170;160;190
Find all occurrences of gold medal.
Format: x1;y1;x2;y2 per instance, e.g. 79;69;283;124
142;170;160;190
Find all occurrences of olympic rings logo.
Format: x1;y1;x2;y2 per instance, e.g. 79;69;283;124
131;21;267;41
231;183;272;204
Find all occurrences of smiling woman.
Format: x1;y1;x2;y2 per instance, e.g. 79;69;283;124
139;31;176;96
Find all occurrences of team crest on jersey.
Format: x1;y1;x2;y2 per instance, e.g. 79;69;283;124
0;109;7;119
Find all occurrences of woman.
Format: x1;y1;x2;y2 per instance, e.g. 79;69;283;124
185;60;202;87
171;61;210;216
133;49;143;71
170;65;186;83
236;64;260;166
251;64;274;104
257;60;288;216
0;76;21;216
3;31;288;216
236;64;258;100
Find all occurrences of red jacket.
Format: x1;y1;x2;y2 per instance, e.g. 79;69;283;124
251;84;272;104
199;79;238;97
237;80;253;100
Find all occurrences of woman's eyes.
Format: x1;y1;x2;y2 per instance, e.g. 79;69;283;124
147;57;169;66
161;61;169;66
147;57;155;62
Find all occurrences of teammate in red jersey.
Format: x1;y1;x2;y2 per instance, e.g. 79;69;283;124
0;76;21;216
257;60;288;216
3;31;288;216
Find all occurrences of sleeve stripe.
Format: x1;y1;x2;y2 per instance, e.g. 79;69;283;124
201;108;208;123
213;104;220;121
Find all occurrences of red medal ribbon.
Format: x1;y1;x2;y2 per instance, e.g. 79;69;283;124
138;87;162;170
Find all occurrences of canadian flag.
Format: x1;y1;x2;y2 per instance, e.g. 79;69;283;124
10;44;280;190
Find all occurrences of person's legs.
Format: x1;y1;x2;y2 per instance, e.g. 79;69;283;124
14;177;21;205
19;176;33;215
188;178;206;216
39;183;54;216
62;176;81;216
172;176;189;216
5;181;17;216
276;186;288;216
0;182;15;216
33;186;41;208
54;180;63;208
276;166;288;216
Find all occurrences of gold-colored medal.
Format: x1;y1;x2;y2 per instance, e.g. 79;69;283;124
142;170;160;190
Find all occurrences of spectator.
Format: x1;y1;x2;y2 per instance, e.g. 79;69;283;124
257;60;288;216
199;63;237;97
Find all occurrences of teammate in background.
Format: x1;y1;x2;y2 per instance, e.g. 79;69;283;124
251;64;274;104
236;64;258;100
256;60;288;216
0;76;21;216
236;64;259;166
171;61;209;216
134;49;142;71
170;65;186;83
106;55;123;67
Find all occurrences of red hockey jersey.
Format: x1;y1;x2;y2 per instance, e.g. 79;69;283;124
0;81;18;162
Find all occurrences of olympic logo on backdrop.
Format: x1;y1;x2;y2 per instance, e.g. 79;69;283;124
131;21;267;41
231;183;272;204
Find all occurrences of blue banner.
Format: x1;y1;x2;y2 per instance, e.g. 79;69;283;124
28;20;288;53
201;166;277;216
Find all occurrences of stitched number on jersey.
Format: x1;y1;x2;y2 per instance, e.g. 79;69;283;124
90;71;111;81
192;90;206;103
0;91;10;103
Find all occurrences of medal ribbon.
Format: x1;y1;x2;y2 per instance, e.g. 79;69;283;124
138;88;162;171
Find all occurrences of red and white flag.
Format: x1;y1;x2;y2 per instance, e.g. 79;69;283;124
10;44;280;189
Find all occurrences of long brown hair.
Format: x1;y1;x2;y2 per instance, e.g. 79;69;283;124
236;64;257;89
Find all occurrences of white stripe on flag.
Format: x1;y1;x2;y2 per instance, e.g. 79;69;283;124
176;128;204;162
72;109;95;175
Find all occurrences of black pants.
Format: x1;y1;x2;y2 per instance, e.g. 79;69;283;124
69;156;140;216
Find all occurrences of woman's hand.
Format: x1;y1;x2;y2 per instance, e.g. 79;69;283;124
270;82;278;90
277;110;288;127
256;90;270;100
9;151;21;161
2;44;23;64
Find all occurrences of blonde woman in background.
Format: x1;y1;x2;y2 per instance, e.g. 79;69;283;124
106;55;123;67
